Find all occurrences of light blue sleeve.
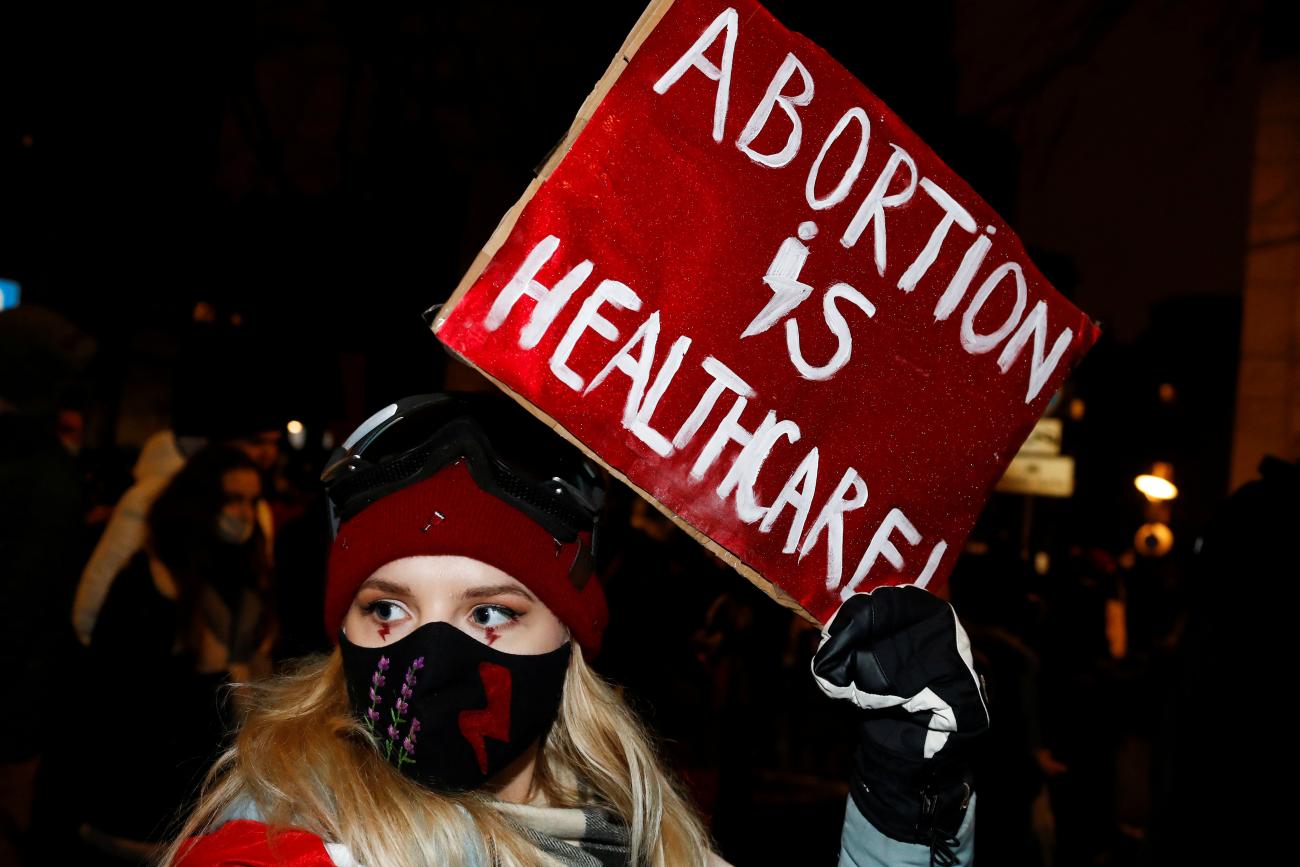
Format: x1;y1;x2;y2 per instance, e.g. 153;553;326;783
837;793;976;867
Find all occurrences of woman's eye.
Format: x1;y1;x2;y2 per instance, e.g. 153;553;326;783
470;604;519;629
363;600;408;623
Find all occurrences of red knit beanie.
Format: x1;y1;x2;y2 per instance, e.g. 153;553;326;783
324;460;607;657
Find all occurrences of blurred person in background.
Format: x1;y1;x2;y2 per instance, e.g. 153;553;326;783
0;305;95;867
72;445;277;863
950;548;1062;867
1151;454;1299;866
70;389;281;649
1035;546;1125;866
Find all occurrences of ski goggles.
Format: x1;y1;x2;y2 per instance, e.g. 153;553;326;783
321;393;605;554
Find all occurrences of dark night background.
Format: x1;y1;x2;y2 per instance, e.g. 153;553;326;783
2;1;1298;865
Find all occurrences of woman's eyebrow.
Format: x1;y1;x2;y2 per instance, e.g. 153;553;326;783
462;584;537;602
358;578;414;596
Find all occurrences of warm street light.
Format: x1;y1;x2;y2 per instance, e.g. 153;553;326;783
287;420;306;450
1135;522;1174;557
1135;461;1178;501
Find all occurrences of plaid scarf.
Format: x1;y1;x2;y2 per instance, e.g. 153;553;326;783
495;802;632;867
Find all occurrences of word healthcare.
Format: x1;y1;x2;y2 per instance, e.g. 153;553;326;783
434;0;1100;624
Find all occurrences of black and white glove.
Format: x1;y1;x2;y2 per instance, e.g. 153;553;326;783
813;586;989;857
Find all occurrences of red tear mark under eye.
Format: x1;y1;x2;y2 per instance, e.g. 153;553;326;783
458;662;512;774
378;624;391;641
484;627;498;646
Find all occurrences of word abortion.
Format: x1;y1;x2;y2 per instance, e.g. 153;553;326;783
654;5;1073;403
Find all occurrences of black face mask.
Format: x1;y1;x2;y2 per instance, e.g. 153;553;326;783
340;622;571;792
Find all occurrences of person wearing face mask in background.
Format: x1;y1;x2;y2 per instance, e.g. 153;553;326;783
70;446;277;863
70;328;282;651
69;421;280;651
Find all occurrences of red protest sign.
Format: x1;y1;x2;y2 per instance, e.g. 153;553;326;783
434;0;1100;625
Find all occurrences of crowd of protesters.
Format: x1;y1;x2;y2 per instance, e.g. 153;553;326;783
1;303;1295;866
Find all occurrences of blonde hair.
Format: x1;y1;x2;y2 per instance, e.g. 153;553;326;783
160;644;713;866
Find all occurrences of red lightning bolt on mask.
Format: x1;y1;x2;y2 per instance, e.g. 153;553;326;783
458;662;512;774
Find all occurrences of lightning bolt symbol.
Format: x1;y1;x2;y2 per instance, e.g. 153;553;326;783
458;662;512;774
742;229;817;339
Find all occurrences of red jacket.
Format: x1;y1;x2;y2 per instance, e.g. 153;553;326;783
176;820;335;866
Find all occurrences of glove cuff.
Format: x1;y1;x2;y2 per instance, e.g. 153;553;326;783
850;737;974;848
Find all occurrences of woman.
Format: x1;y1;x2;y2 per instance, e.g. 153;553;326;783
166;395;718;866
80;445;276;857
167;395;986;866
